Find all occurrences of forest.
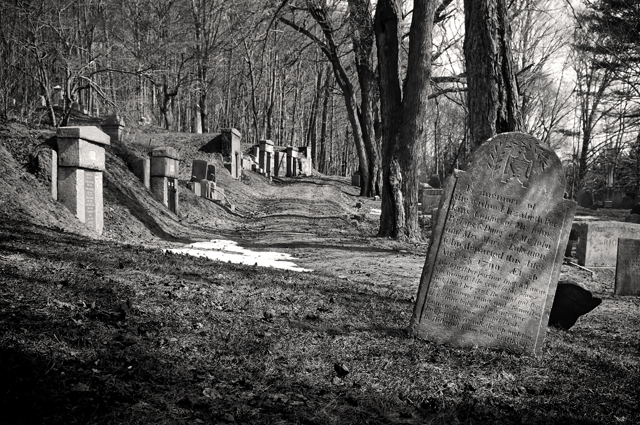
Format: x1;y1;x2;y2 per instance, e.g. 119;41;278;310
2;0;640;237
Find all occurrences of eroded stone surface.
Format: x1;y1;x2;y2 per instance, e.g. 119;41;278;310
615;238;640;295
576;221;640;267
409;132;575;355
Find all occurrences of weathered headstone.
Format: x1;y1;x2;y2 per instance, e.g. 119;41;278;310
150;147;179;214
409;132;575;355
207;164;216;181
548;282;601;330
428;174;441;189
575;221;640;267
575;189;593;208
421;188;443;213
55;126;110;234
615;238;640;295
191;159;208;182
351;170;361;187
101;114;125;142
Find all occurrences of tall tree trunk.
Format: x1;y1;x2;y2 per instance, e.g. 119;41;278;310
349;0;382;196
464;0;522;151
375;0;437;240
319;65;332;173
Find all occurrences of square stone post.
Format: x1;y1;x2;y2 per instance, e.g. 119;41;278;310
221;128;242;179
56;126;110;234
150;147;180;214
101;114;125;143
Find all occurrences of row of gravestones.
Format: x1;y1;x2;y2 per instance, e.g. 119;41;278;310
575;188;637;210
573;221;640;295
249;140;312;178
51;124;244;235
186;160;226;202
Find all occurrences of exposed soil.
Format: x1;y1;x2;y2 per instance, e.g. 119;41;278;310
0;121;638;424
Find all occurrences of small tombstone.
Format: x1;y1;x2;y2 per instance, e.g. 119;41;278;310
575;189;593;208
548;282;601;330
286;147;298;177
409;132;575;355
421;188;443;213
351;170;361;187
207;164;216;181
575;221;640;267
428;174;441;189
191;160;208;182
101;114;125;142
625;214;640;224
615;238;640;295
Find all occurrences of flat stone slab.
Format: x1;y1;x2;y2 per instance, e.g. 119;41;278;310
615;238;640;295
57;126;110;145
151;147;179;159
548;282;601;329
409;132;575;355
576;221;640;267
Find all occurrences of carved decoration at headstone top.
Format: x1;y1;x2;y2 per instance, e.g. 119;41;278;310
409;132;575;355
548;282;601;330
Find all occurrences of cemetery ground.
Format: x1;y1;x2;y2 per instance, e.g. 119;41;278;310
1;122;639;425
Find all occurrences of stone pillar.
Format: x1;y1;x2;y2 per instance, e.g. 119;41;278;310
259;140;274;176
132;157;150;189
101;114;125;143
286;147;299;177
274;151;283;177
150;147;180;214
221;128;242;179
55;126;110;234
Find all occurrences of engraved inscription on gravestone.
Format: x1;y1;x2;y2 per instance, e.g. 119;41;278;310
615;238;640;296
409;132;575;355
85;170;96;229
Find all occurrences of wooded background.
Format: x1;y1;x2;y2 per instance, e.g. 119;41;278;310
2;0;639;237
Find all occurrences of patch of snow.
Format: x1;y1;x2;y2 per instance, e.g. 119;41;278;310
166;240;312;272
370;208;381;215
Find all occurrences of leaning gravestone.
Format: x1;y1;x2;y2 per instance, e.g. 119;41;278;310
615;238;640;295
409;132;575;355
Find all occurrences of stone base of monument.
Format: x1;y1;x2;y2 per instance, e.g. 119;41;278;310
548;282;601;330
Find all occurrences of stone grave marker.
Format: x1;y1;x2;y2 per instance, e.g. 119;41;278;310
191;160;208;181
615;238;640;295
575;221;640;267
421;188;443;213
207;164;216;181
55;126;110;234
150;147;179;214
409;132;575;355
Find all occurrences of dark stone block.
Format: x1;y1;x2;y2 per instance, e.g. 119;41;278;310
548;282;601;330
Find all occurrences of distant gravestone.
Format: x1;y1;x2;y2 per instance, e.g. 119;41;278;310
548;282;601;330
351;170;361;187
191;160;208;182
207;164;216;181
615;238;640;295
409;132;575;355
421;188;443;213
428;174;441;189
575;221;640;267
575;189;593;208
